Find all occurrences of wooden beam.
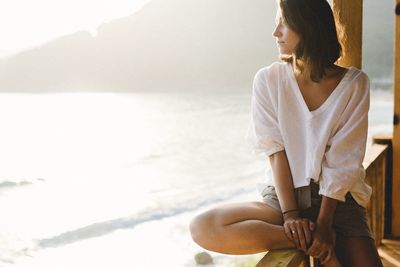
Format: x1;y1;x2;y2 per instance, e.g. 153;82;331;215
332;0;363;68
255;249;309;267
392;0;400;237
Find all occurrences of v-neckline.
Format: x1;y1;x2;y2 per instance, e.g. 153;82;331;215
286;62;353;119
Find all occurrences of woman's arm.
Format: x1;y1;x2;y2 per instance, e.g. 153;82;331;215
317;196;338;227
269;150;297;213
307;196;338;264
308;74;370;264
269;150;314;251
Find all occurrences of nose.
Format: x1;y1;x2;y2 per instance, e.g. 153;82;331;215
272;25;281;38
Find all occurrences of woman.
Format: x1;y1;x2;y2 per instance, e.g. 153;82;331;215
189;0;383;266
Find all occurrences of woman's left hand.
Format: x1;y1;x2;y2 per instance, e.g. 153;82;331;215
306;222;335;264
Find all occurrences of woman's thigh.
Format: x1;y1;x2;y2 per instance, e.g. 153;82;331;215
189;201;286;253
335;235;383;267
200;201;283;226
189;201;283;240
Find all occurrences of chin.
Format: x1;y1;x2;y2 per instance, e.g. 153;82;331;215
278;48;295;56
279;51;290;56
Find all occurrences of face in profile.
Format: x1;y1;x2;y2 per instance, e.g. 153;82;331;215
272;8;301;56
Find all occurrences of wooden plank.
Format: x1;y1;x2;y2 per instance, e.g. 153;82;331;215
363;144;388;246
375;150;386;245
309;258;321;267
373;135;393;235
373;134;393;143
256;249;309;267
380;154;386;244
378;239;400;266
363;144;388;169
392;0;400;237
332;0;363;68
365;165;376;243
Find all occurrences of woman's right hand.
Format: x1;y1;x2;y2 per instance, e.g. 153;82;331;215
283;212;315;252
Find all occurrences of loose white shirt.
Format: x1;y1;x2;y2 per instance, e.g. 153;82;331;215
245;61;372;208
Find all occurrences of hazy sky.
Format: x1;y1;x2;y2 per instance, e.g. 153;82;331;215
0;0;148;57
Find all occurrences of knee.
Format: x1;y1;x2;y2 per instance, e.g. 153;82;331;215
189;210;219;248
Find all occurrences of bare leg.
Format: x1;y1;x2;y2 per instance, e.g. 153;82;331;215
334;235;383;267
189;201;295;255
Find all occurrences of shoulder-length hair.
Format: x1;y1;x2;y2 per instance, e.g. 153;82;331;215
278;0;343;82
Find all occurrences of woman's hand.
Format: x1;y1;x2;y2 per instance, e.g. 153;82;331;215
307;195;338;264
283;211;315;252
306;222;336;264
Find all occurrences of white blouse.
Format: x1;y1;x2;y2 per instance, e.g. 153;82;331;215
245;61;372;208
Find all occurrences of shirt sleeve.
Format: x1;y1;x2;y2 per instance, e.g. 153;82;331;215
245;67;285;157
319;73;370;202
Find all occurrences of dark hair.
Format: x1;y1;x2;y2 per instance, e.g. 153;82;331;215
278;0;342;82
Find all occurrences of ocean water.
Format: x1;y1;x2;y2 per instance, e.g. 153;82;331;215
0;89;393;266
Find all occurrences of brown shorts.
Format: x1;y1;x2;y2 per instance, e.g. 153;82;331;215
261;182;373;239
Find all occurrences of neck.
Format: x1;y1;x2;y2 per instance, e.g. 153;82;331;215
291;56;342;83
292;57;311;80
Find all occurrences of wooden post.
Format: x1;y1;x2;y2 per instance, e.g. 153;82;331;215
332;0;363;68
392;0;400;237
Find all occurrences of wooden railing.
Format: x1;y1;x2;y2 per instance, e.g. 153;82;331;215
255;142;389;267
363;143;388;247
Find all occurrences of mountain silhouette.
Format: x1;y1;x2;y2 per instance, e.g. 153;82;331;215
0;0;277;92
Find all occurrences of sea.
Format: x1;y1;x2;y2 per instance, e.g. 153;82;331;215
0;88;394;267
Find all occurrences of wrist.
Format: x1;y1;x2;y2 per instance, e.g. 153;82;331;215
283;209;300;221
316;217;333;228
316;196;337;228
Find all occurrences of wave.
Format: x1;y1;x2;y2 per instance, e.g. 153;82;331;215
34;185;254;249
0;178;45;189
